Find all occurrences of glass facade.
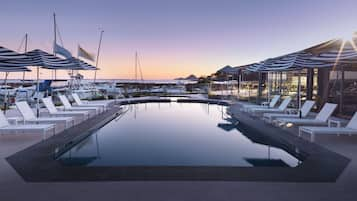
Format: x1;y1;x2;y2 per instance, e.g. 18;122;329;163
211;67;357;117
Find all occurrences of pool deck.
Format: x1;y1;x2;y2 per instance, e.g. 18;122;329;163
1;97;357;200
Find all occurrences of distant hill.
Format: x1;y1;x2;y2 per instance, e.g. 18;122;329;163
175;74;198;81
216;65;236;74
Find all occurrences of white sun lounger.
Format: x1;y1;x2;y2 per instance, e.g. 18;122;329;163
274;103;337;127
73;93;115;105
248;97;292;114
0;111;55;140
59;95;100;115
241;95;281;112
71;93;108;111
42;97;90;120
15;101;75;129
263;100;315;123
299;112;357;142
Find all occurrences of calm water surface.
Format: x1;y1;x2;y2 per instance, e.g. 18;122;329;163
59;102;300;167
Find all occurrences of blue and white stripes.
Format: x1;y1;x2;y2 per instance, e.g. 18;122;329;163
0;46;99;72
243;37;357;72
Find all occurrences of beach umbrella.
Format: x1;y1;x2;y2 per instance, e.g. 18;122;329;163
240;34;357;114
25;49;75;69
0;47;31;113
0;46;28;61
304;37;357;113
263;52;326;113
0;46;31;70
305;38;357;59
67;57;99;70
245;51;338;114
23;49;76;117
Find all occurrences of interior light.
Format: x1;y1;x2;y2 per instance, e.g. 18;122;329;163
286;123;294;128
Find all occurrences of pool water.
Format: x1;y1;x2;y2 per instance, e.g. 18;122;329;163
59;102;300;167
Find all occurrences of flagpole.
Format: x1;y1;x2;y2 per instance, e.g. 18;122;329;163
94;30;104;83
36;66;40;117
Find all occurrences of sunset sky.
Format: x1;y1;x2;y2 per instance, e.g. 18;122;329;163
1;0;357;80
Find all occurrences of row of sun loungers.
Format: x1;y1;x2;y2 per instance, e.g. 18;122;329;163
0;93;116;140
240;95;281;111
238;96;357;142
299;112;357;142
262;100;315;123
248;96;292;114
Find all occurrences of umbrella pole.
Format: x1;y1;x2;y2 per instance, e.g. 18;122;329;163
22;72;26;86
267;72;270;102
3;72;9;114
298;70;302;118
339;65;344;114
36;66;40;117
238;73;242;101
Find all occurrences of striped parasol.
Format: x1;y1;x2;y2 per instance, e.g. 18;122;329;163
0;46;31;72
0;46;28;61
21;49;78;117
68;57;99;70
24;49;75;69
305;36;357;64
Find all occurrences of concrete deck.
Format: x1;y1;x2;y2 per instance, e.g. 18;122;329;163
0;99;357;200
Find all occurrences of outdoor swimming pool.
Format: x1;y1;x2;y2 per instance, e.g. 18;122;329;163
58;102;301;167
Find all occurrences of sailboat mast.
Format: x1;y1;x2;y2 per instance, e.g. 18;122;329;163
136;53;144;81
94;30;104;83
135;51;138;81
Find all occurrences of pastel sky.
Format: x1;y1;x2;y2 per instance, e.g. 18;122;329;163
1;0;357;80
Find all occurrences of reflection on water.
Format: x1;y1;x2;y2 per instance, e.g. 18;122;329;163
59;102;300;167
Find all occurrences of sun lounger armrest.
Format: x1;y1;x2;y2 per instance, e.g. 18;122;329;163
328;119;341;127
